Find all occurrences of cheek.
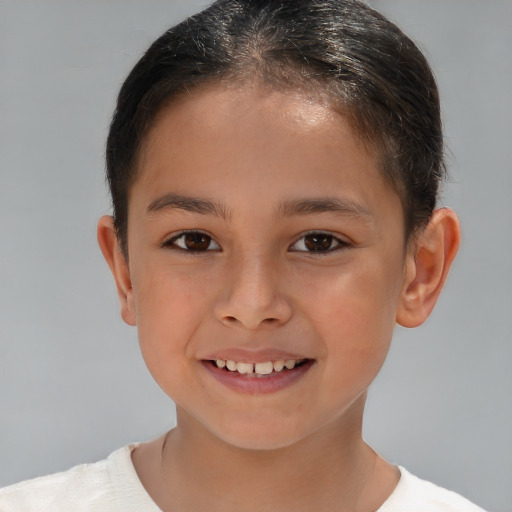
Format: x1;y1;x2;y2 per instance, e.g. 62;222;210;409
295;258;402;380
131;263;217;366
300;262;400;338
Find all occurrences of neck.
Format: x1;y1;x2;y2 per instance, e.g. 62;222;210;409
133;395;399;512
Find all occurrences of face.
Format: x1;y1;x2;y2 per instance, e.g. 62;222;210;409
121;84;413;450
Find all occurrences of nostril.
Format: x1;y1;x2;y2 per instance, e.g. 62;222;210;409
224;315;279;325
221;314;282;330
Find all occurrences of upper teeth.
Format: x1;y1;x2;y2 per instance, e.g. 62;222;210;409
215;359;303;375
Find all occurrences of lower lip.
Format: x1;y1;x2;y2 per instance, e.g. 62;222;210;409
201;360;315;394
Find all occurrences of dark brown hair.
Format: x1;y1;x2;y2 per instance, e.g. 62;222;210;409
106;0;444;253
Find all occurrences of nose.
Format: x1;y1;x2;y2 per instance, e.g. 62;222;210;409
214;254;293;330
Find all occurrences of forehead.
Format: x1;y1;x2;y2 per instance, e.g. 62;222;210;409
138;83;376;179
132;83;401;226
143;83;344;153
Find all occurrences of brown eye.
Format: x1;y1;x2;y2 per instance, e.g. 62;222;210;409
183;233;211;251
290;232;347;254
167;231;220;252
304;234;334;252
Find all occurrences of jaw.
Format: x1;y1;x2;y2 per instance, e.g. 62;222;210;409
174;388;368;453
172;363;369;454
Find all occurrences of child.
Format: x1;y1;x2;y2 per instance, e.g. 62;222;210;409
0;0;488;510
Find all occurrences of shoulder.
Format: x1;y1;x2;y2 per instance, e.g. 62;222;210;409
378;466;488;512
0;445;138;512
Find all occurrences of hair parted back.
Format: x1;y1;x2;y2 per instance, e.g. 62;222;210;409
106;0;445;253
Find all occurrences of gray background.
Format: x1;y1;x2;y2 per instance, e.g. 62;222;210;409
0;1;510;511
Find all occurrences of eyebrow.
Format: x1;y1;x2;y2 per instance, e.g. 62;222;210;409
278;197;373;221
146;194;373;221
146;194;230;219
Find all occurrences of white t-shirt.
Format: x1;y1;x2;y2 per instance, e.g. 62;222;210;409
0;444;487;511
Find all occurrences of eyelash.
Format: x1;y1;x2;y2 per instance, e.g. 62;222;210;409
162;230;220;253
289;231;350;255
162;230;350;255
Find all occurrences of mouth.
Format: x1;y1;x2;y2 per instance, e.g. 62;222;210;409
210;358;309;376
201;357;315;393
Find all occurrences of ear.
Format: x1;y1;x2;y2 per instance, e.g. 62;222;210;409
97;216;136;326
396;208;460;328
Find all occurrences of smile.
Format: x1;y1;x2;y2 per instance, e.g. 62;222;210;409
214;358;307;376
203;357;314;394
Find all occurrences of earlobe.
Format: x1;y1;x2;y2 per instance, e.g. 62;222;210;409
396;208;460;328
97;216;137;326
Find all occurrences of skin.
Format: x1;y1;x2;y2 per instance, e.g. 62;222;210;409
98;84;460;511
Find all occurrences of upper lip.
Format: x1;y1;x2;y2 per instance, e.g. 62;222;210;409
202;348;311;363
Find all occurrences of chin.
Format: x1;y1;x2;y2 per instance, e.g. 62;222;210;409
207;414;315;452
218;432;305;452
